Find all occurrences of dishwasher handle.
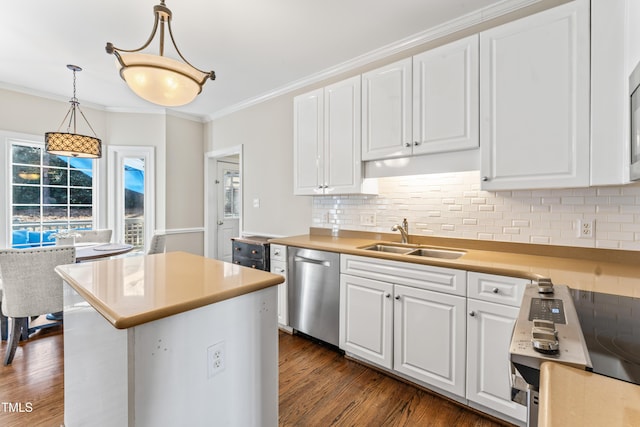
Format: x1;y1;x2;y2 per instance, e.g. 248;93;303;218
294;255;332;267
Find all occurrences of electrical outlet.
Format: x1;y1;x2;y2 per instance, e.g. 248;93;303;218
207;341;225;378
360;213;376;226
577;219;594;238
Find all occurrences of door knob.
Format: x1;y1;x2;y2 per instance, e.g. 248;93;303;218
217;220;224;225
469;311;476;317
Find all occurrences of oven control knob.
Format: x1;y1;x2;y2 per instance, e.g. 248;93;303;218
531;330;559;354
537;278;554;294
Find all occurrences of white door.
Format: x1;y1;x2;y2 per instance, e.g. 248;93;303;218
107;146;155;252
394;284;466;397
467;299;527;422
362;58;413;160
216;160;239;262
479;0;590;190
412;34;479;155
339;274;394;369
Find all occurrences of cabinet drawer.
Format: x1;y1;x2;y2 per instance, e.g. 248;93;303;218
341;254;466;296
467;272;527;307
232;241;266;260
270;244;287;262
270;259;287;277
233;257;267;270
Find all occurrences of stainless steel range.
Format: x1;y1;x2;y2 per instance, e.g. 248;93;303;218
509;279;591;427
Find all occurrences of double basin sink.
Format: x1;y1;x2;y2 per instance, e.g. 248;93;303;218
360;243;465;260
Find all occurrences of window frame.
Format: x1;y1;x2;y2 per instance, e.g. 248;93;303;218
5;135;100;248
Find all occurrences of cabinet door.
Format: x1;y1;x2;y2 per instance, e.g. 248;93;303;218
362;58;413;160
340;274;393;369
466;299;526;422
413;35;479;155
324;76;363;194
293;88;324;195
394;284;466;397
479;0;590;190
271;260;288;327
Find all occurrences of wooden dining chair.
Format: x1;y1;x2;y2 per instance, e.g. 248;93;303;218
148;234;166;255
0;246;75;365
75;229;112;244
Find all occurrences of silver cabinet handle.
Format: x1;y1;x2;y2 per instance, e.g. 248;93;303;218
395;295;400;300
481;176;489;182
492;287;500;294
404;142;411;147
217;220;224;225
278;268;285;273
385;293;391;298
413;141;420;146
274;250;280;256
469;311;476;317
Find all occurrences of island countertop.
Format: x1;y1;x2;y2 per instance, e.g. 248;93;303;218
55;251;285;329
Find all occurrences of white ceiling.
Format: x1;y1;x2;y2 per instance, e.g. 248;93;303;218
1;0;518;120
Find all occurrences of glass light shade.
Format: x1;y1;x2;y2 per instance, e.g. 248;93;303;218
45;132;102;158
117;53;208;106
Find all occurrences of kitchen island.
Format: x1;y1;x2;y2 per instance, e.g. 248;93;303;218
55;251;284;427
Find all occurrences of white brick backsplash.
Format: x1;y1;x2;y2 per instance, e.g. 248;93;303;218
311;171;640;250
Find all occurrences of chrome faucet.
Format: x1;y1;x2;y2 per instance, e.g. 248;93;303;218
391;218;409;244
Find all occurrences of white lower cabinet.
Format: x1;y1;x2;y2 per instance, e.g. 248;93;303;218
466;272;528;424
340;274;393;369
270;244;288;327
340;256;528;423
394;284;466;397
339;255;466;398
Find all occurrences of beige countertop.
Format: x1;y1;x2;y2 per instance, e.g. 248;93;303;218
55;251;284;329
270;229;640;297
539;362;640;427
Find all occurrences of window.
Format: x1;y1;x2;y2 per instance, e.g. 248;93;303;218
223;168;240;219
10;141;94;248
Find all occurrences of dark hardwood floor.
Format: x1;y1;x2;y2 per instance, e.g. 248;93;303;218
0;326;509;426
279;332;508;427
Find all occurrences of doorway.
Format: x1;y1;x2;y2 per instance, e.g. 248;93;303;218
204;146;243;260
107;146;155;252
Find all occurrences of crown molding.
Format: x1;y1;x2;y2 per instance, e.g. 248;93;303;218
206;0;542;122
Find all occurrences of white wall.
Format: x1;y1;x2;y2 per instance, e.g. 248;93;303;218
208;96;312;237
166;114;205;254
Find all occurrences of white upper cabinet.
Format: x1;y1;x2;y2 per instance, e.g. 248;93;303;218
293;88;323;195
479;0;590;190
362;58;413;160
294;76;373;195
412;34;479;155
362;36;479;161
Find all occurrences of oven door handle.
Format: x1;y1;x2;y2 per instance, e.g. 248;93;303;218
510;364;529;406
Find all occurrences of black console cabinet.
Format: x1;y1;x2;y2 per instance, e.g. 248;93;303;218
231;236;270;271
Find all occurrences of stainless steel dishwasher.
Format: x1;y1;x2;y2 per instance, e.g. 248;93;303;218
288;247;340;346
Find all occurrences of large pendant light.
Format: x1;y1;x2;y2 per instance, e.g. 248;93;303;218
105;0;216;107
45;65;102;159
